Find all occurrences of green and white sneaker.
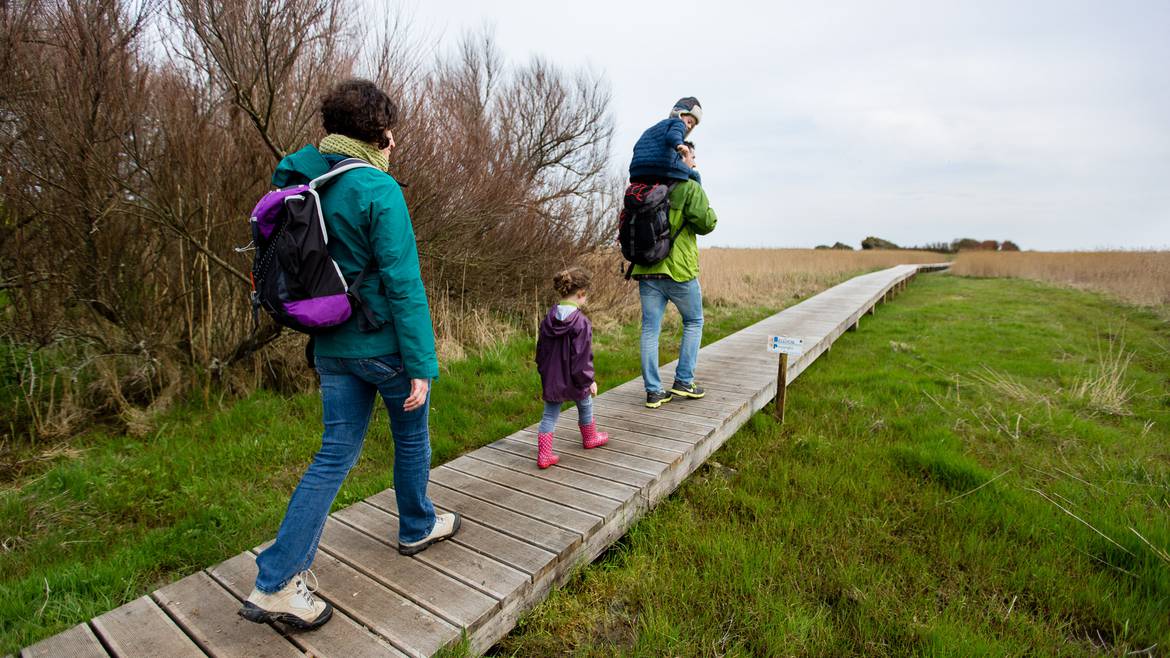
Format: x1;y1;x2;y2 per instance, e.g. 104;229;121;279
646;390;673;408
239;570;332;630
669;380;705;399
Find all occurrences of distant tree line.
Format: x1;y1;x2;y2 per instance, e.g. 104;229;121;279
0;0;616;440
815;237;1022;253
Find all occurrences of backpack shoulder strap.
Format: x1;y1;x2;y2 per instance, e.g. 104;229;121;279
309;158;376;191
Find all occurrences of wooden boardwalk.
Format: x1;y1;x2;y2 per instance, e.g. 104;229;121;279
19;263;947;658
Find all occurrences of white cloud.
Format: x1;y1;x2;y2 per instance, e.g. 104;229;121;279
390;0;1170;249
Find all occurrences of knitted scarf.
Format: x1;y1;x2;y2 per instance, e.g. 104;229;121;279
318;133;388;172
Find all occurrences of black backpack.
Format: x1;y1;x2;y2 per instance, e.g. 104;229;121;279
617;181;684;279
247;158;380;335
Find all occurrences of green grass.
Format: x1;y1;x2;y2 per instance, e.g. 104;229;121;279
0;300;778;654
492;275;1170;657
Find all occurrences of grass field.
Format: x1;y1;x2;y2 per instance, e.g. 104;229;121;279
4;263;1167;655
0;295;795;654
492;275;1170;656
951;250;1170;307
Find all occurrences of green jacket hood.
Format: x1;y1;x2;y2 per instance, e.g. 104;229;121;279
272;145;331;187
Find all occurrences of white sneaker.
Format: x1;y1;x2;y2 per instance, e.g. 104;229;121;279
398;512;462;555
239;570;333;630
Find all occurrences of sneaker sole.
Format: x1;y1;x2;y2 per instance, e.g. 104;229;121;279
645;395;672;408
238;601;333;630
669;387;705;399
398;513;462;556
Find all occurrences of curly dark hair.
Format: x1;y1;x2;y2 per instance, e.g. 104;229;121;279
320;79;398;149
552;266;592;298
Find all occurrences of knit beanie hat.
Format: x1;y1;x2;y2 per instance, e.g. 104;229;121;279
670;96;703;125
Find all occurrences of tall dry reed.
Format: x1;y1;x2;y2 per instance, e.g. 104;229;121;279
574;248;949;328
951;251;1170;307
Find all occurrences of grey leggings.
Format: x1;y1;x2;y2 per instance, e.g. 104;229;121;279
538;395;593;434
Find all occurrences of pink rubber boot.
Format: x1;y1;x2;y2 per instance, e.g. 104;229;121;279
580;420;609;449
537;432;559;469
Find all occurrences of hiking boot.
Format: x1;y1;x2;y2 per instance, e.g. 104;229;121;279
670;380;705;399
239;570;332;630
398;512;461;556
537;432;560;469
579;420;609;449
645;390;673;408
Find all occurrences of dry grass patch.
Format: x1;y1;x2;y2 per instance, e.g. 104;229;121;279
951;250;1170;307
1068;335;1137;416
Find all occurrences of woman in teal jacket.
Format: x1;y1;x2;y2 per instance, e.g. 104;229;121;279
240;80;459;631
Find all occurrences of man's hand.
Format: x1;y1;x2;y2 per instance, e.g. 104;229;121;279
590;381;599;397
404;378;429;412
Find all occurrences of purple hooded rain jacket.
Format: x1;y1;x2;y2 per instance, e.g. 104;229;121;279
535;304;594;403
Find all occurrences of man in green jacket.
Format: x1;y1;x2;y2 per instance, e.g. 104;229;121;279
240;80;459;632
631;145;718;408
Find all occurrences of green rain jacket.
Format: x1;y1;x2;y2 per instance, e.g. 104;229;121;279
631;180;718;282
272;145;439;380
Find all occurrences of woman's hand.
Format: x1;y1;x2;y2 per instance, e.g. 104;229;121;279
590;381;598;397
404;378;429;412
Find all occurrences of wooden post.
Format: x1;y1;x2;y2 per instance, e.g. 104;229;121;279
774;352;788;422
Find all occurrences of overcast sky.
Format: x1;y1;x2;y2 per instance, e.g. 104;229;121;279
400;0;1169;250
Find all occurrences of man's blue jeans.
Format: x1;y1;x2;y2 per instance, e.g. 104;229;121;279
639;278;704;393
254;353;435;593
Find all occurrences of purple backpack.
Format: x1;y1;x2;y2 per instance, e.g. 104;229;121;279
248;158;380;335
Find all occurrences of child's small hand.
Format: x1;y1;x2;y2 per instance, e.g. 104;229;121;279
590;381;598;397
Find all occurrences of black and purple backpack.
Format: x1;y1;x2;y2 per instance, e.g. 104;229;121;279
248;158;380;335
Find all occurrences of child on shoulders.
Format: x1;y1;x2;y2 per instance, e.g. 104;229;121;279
628;96;703;185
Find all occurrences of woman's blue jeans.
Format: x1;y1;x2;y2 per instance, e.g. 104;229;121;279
639;278;704;393
254;353;435;593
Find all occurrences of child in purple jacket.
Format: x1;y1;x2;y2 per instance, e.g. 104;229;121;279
534;266;608;469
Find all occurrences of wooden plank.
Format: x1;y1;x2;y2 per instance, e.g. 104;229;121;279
21;623;108;658
154;571;303;658
563;409;711;442
444;456;622;520
469;446;639;501
332;502;530;601
364;493;558;580
600;390;747;421
92;597;204;658
319;517;497;631
208;552;418;658
547;427;686;464
593;392;732;422
568;408;713;445
490;437;654;489
514;430;668;475
426;482;582;555
430;466;603;536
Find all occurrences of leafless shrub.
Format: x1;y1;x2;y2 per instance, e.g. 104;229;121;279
0;0;617;443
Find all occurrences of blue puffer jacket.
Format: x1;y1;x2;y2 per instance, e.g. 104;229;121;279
628;117;702;184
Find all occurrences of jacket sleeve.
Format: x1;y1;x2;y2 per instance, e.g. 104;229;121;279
663;119;686;149
369;184;439;380
682;183;718;236
569;318;595;390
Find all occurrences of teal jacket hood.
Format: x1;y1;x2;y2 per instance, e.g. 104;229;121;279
272;145;332;187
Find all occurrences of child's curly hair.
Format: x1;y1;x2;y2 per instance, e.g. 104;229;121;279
553;266;592;298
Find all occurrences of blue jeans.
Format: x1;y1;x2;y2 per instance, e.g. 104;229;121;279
254;353;435;593
538;395;593;433
640;278;704;393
